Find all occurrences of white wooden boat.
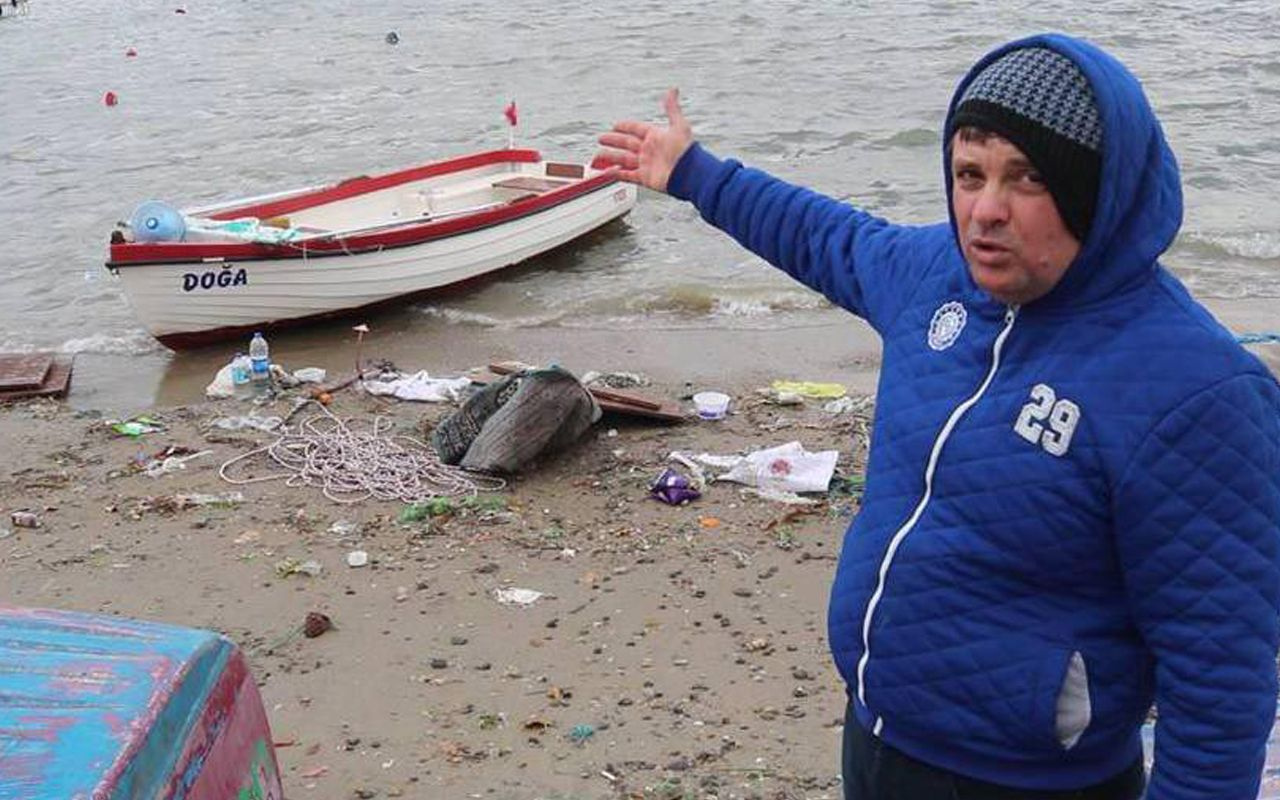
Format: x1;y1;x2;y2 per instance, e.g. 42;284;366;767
106;149;637;349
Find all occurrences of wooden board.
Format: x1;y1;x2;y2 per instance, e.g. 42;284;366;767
0;353;72;400
0;353;51;390
491;176;574;194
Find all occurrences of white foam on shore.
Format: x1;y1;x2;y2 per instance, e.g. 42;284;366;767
419;284;836;331
58;330;164;356
711;293;828;318
417;305;563;329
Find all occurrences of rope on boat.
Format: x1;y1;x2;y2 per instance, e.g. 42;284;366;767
219;400;504;504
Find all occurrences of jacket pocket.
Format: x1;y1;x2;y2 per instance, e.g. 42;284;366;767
867;640;1086;757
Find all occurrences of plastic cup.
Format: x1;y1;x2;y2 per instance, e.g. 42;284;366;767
693;391;730;420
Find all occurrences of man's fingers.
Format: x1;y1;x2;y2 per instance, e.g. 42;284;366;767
592;147;639;170
662;87;686;128
609;120;655;140
598;131;642;152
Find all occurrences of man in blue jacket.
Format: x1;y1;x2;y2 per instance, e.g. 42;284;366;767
598;34;1280;799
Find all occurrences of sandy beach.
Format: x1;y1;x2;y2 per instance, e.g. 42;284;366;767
1;297;1276;799
0;326;876;800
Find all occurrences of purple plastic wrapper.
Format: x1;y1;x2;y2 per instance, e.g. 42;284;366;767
649;468;701;505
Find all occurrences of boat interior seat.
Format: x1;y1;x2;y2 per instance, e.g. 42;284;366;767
505;191;539;205
393;189;435;221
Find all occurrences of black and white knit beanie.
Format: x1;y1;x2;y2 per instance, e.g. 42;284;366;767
949;47;1103;241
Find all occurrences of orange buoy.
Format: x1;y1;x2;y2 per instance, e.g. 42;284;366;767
104;91;119;107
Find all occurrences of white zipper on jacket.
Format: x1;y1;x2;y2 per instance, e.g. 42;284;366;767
857;304;1019;737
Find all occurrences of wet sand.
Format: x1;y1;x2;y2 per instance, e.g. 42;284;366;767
1;350;871;799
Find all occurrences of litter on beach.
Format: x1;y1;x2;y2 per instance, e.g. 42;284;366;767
649;468;701;505
109;415;165;437
670;441;840;494
142;447;211;477
362;371;471;402
346;550;369;568
493;587;544;607
769;380;847;399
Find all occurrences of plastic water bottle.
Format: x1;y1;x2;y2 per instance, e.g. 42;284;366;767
248;332;271;395
230;353;252;399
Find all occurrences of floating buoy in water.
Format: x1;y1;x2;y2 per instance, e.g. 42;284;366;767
125;46;137;57
104;91;119;107
385;31;399;45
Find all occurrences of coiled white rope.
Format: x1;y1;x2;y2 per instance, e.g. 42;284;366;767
219;400;504;504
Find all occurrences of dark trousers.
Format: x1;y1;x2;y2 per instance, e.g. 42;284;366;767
842;703;1145;800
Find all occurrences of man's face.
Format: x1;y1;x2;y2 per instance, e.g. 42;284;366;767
950;132;1080;305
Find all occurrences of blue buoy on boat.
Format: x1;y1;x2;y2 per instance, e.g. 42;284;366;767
130;200;186;242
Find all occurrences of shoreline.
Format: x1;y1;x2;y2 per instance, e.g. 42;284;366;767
64;294;1279;415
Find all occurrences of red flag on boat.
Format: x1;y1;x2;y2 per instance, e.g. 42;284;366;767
504;100;518;127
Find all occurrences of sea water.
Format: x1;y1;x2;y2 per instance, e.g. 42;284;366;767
0;0;1276;396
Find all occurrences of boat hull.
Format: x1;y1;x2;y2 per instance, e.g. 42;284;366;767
108;152;636;349
0;605;282;800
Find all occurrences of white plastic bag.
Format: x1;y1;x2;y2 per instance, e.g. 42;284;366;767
672;441;839;493
362;371;471;402
204;363;236;399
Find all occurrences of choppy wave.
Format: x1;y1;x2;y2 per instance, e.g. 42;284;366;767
1180;231;1280;261
1167;230;1280;298
419;283;834;331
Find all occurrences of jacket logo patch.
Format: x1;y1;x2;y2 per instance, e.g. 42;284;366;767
1014;383;1080;457
927;301;967;351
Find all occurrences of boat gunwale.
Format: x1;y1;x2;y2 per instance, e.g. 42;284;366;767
108;149;623;268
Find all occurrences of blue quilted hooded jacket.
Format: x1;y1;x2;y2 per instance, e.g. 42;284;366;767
667;33;1280;798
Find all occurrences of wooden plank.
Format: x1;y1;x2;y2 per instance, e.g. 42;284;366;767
491;176;573;194
583;386;661;410
0;355;72;400
0;353;52;390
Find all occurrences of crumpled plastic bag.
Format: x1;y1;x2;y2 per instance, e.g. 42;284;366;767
293;367;327;384
205;363;236;399
494;587;544;606
670;441;839;494
649;468;701;505
362;371;471;402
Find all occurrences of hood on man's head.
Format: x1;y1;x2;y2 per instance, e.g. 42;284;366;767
949;47;1101;242
943;34;1183;309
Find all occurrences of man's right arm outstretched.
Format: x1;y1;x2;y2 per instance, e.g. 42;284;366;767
596;88;947;333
